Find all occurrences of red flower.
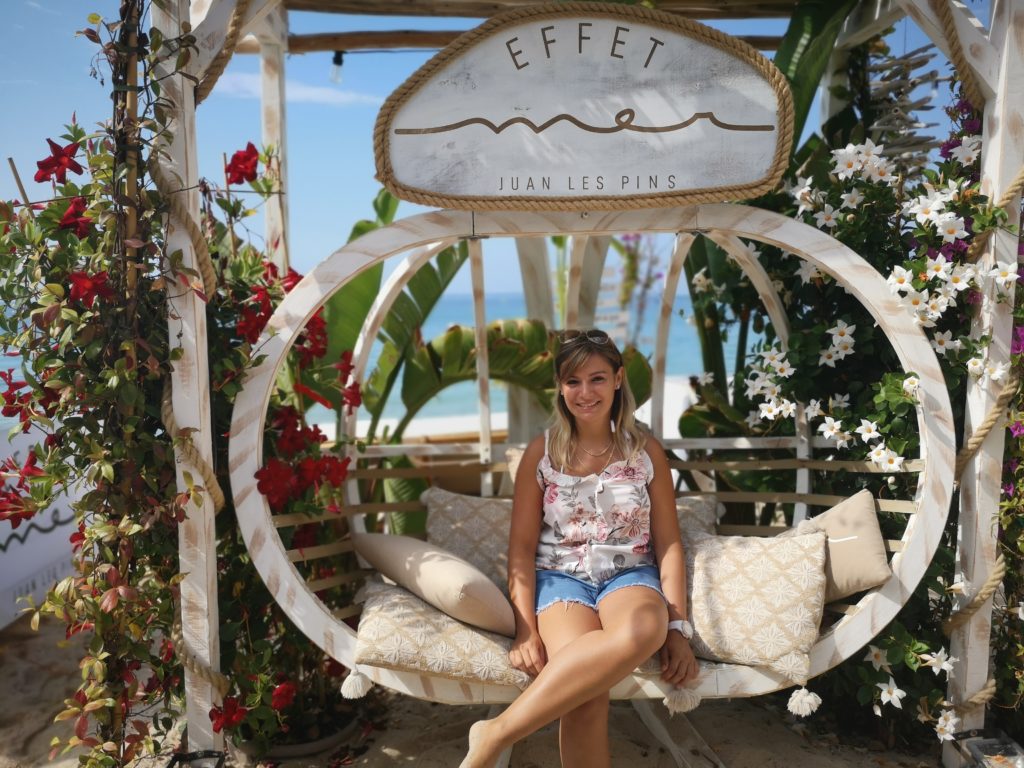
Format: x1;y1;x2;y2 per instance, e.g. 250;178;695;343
333;350;355;383
342;381;362;415
291;523;318;552
68;270;115;308
294;310;328;367
70;521;86;551
0;487;36;529
271;406;325;457
271;681;297;711
34;139;84;184
237;285;272;344
58;197;92;238
281;268;303;293
293;381;332;410
255;458;298;512
225;142;259;185
209;696;248;733
319;455;350;488
295;456;321;494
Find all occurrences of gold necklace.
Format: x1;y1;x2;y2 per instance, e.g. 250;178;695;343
578;439;613;457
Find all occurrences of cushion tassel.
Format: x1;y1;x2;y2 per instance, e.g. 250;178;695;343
787;687;821;717
341;667;373;699
663;686;702;714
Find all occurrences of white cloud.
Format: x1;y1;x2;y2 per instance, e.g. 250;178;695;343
26;1;61;15
214;72;382;107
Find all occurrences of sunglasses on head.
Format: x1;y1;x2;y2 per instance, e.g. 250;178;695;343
560;329;611;345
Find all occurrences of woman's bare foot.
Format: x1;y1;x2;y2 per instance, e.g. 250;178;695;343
459;720;504;768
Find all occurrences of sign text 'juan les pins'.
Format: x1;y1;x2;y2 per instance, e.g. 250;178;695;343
374;3;794;211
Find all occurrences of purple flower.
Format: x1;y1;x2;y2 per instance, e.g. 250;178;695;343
1007;458;1021;474
953;238;970;254
1012;326;1024;355
1018;240;1024;257
963;118;982;133
940;138;962;159
957;98;976;116
939;243;955;259
1011;421;1024;438
965;289;984;305
1003;482;1015;497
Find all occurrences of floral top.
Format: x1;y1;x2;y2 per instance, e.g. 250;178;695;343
535;433;655;584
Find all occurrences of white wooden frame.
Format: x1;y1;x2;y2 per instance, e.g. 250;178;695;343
228;205;955;703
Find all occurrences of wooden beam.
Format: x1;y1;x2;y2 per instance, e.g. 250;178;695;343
836;0;905;50
234;29;782;54
190;0;280;84
256;6;290;270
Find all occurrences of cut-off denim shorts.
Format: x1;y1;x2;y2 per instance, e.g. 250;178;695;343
535;564;665;614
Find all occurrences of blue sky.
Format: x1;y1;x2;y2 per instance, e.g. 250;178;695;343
1;1;952;293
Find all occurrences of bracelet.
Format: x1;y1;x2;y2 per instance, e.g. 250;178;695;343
668;619;694;639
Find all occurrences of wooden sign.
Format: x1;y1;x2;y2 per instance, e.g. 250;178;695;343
374;3;793;211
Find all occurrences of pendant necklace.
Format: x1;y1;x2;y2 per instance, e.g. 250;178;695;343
578;439;613;457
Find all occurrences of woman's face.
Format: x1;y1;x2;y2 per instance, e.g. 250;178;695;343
559;353;623;428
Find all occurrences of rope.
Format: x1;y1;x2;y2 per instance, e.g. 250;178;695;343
953;373;1020;480
942;553;1007;635
954;678;997;717
149;157;218;296
171;602;231;697
161;379;226;514
966;164;1024;262
195;0;251;105
371;2;794;211
927;0;985;110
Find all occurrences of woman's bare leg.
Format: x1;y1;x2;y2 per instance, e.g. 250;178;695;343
460;587;667;768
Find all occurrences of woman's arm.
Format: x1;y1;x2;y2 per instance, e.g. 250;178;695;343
646;435;700;686
507;434;547;676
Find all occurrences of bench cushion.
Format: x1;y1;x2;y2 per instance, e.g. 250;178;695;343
423;487;512;589
684;529;827;685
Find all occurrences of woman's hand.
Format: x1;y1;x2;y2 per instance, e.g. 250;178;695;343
660;630;699;686
508;628;547;677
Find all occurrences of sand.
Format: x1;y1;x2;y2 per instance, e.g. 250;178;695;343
0;615;943;768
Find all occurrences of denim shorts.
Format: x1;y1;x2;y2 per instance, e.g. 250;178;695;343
535;565;665;614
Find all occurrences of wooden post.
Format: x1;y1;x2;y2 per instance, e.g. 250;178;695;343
151;0;223;751
509;237;555;446
257;2;290;270
943;1;1024;764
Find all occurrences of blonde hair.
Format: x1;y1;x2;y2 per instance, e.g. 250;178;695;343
547;330;647;470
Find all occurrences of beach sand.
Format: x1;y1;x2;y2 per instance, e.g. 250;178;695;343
2;615;944;768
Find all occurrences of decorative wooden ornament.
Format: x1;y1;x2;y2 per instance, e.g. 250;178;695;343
374;2;794;211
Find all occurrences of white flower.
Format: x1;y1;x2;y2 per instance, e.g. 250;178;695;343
864;159;895;185
833;339;855;358
966;357;985;377
909;193;946;225
819;347;840;367
832;144;861;180
873;704;882;717
857;139;883;162
835;431;853;449
741;241;762;260
787;688;822;717
744;374;768;398
878;450;905;471
937;709;959;729
796;261;822;284
989;261;1019;290
903;288;930;313
744;410;761;428
828;319;856;343
692;267;710;294
778;399;797;419
950;135;981;165
864;644;890;671
903;375;920;395
804;399;823;419
947;264;975;292
985;360;1009;381
925;256;950;281
759;400;780;421
1016;604;1024;621
818;416;842;439
869;443;889;465
935;721;957;742
855;419;882;442
925;294;950;320
791;176;820;216
935;212;969;243
887;265;914;294
762;382;782;400
840;188;864;209
773;360;796;378
935;709;960;742
814;204;839;229
760;346;784;365
829;393;850;411
948;577;971;596
697;371;715;386
920;647;957;676
878;677;907;709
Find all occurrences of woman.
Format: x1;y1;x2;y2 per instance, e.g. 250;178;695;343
462;329;699;768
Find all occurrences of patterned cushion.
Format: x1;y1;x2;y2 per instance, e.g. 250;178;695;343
684;529;827;684
423;487;512;590
354;581;661;687
677;495;722;535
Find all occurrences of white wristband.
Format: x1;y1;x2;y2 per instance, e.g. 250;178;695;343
668;619;694;639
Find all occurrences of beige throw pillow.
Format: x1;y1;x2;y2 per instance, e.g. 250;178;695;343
778;490;891;603
676;495;722;535
684;529;827;684
351;532;515;636
423;486;512;589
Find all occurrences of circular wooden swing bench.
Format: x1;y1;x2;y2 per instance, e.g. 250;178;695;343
228;205;955;761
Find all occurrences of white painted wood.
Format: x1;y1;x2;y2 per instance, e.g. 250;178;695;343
896;0;998;100
631;701;725;768
227;205;955;705
469;238;494;496
378;7;790;209
257;3;290;269
508;237;554;446
578;235;610;328
945;1;1024;761
651;233;696;440
152;0;222;750
190;0;279;83
565;235;586;329
836;0;906;50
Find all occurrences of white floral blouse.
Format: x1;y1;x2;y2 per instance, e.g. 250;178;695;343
535;434;656;584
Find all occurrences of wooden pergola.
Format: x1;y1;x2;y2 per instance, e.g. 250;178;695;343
154;2;1021;766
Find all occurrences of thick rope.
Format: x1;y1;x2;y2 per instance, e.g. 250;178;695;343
927;0;985;110
942;553;1007;635
149;157;218;297
966;164;1024;262
161;379;226;514
172;603;231;697
954;373;1020;479
372;2;794;211
195;0;251;105
954;678;997;716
